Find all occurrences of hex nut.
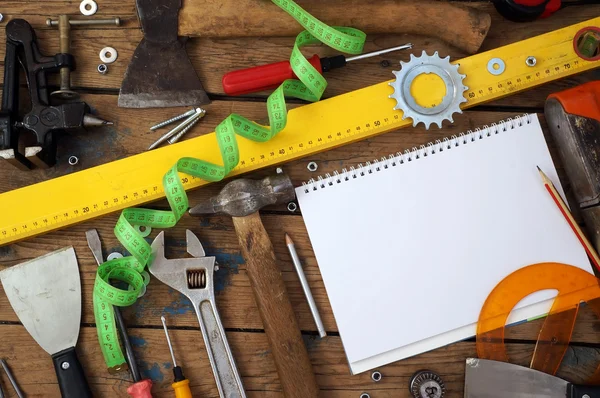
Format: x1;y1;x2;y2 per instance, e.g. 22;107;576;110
307;161;318;172
97;64;108;74
68;156;79;166
360;394;370;398
526;56;537;67
287;202;297;212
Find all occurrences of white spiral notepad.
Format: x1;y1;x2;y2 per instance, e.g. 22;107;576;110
296;114;592;374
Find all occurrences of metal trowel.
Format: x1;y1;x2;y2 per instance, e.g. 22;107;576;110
0;247;92;397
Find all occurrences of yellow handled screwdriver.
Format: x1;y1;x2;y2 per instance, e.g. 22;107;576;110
161;316;192;398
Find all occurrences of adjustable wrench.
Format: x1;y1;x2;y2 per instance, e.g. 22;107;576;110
149;230;246;398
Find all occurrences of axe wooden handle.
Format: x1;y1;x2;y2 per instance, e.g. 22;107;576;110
232;212;319;397
180;0;491;54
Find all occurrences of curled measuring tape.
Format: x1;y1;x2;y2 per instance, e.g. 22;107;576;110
92;0;367;369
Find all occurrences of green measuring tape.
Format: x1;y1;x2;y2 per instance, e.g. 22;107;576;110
93;0;366;369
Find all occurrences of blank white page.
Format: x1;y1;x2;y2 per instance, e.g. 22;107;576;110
296;114;592;374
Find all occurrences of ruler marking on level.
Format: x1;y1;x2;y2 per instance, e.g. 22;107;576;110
1;18;600;245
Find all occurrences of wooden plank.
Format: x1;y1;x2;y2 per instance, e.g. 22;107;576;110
0;5;599;107
0;323;597;397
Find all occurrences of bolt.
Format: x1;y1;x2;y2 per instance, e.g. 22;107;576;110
525;56;537;67
61;361;70;370
307;161;318;172
68;155;79;166
150;108;197;131
97;64;108;74
46;17;121;27
287;202;297;212
371;370;382;382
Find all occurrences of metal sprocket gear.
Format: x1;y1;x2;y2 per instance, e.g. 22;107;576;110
389;50;468;129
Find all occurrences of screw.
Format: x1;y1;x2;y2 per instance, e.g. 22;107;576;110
150;108;197;131
371;370;382;382
61;361;70;370
287;202;297;212
525;56;537;67
51;15;78;100
68;155;79;166
97;64;108;74
307;161;318;172
167;109;206;144
148;108;203;150
46;17;121;27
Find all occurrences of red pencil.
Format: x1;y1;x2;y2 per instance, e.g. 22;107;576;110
538;166;600;273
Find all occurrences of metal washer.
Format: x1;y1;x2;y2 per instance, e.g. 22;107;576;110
389;51;467;129
487;57;506;75
99;47;118;64
80;0;98;16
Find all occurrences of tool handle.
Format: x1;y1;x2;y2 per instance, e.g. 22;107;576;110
222;55;322;96
232;213;319;397
569;383;600;397
172;380;192;398
126;379;153;398
52;347;93;398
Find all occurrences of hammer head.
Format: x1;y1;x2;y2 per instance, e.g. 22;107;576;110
189;174;295;217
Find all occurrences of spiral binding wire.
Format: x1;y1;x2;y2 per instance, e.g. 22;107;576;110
301;114;532;194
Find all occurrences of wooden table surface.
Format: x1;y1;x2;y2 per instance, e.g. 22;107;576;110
2;1;600;397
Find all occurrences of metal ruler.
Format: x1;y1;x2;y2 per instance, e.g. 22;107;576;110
1;18;599;245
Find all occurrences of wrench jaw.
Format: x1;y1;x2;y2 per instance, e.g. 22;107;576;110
148;230;247;397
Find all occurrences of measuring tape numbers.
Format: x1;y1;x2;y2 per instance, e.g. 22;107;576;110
92;0;368;369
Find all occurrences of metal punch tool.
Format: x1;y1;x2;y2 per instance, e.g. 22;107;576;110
149;230;246;398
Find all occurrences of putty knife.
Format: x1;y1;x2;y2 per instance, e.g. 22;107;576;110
0;247;92;397
464;358;600;397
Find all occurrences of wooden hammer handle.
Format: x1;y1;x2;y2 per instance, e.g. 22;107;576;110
232;213;319;397
180;0;491;54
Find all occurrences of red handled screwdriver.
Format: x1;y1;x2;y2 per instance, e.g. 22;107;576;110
222;43;412;96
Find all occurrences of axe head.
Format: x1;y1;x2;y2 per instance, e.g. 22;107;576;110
118;0;211;108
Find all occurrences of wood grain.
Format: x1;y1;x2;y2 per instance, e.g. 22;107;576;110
0;324;598;397
2;1;600;396
178;1;491;55
233;213;319;397
0;4;599;107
